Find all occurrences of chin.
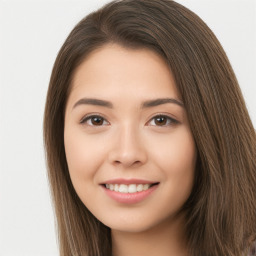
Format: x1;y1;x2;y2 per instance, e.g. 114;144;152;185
100;215;164;234
110;224;153;233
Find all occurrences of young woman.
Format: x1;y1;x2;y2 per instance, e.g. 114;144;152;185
43;0;256;255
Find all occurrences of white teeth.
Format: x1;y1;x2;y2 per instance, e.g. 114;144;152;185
114;184;119;192
143;184;150;190
128;184;137;193
119;184;128;193
105;183;154;193
137;184;143;192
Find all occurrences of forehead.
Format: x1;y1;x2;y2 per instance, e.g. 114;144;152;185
69;43;181;104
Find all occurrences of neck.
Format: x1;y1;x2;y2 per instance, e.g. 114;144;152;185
111;213;189;256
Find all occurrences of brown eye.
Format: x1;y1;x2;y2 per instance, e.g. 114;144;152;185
91;116;104;125
155;116;168;126
80;115;109;126
148;115;178;127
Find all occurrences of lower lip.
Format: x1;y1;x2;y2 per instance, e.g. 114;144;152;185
101;184;159;204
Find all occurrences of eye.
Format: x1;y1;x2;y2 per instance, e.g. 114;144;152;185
148;115;178;127
80;115;109;126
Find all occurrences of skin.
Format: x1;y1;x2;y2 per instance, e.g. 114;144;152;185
64;44;197;256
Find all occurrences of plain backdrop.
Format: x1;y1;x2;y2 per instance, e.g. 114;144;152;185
0;0;255;255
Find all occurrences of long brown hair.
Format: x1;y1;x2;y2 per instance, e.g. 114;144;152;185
43;0;256;255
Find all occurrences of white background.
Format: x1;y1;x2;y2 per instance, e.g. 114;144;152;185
0;0;255;255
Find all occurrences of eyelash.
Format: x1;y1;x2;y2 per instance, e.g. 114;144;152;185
80;114;179;127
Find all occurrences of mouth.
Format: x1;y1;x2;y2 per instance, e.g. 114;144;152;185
101;182;160;204
101;182;159;194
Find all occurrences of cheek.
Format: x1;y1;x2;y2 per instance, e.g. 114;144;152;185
170;132;196;174
64;127;104;185
151;129;196;219
152;127;197;193
152;126;196;168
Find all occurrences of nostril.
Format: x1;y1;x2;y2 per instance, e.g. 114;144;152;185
113;160;141;166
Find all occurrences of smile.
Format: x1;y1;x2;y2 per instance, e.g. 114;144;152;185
104;183;155;193
101;182;159;204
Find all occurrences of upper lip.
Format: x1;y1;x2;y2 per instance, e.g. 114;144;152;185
100;178;159;185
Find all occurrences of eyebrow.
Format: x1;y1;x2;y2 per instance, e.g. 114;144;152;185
72;97;184;109
142;98;184;108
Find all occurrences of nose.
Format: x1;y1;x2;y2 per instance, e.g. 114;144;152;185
107;124;148;168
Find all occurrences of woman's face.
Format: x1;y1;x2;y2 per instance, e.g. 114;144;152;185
64;44;197;233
